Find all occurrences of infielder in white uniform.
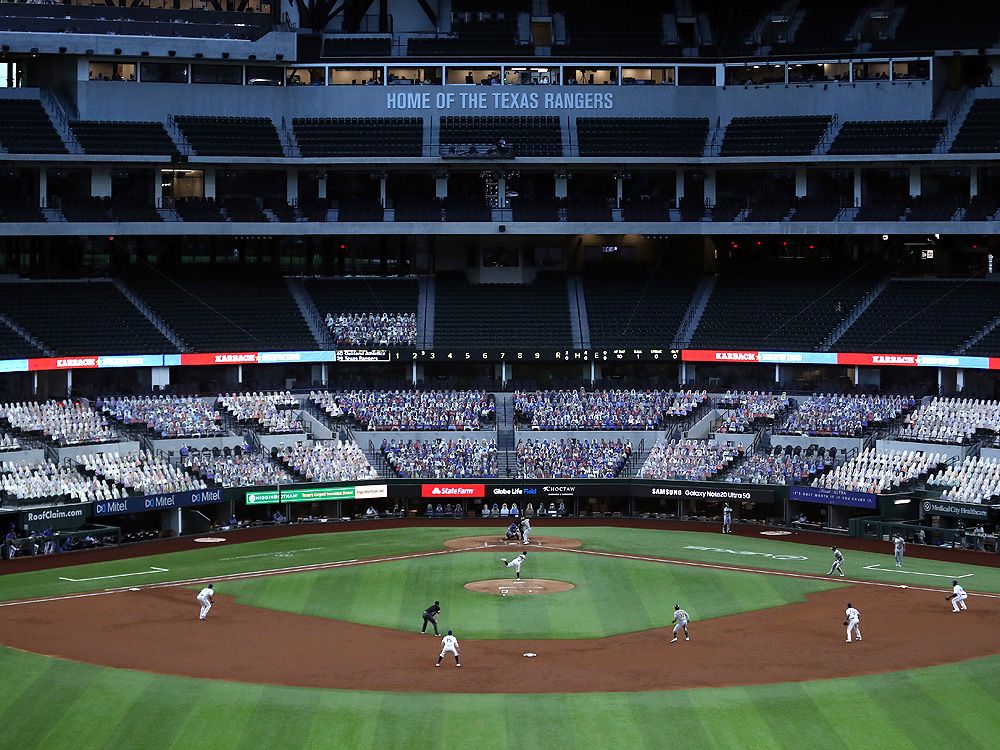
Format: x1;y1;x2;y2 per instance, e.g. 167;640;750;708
501;551;527;579
670;604;690;643
436;630;461;667
892;534;905;567
843;602;862;643
947;580;969;612
828;546;845;577
197;583;214;620
520;517;531;545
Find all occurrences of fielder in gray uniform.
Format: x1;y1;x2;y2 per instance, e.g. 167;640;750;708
670;604;690;643
828;546;845;577
892;534;905;567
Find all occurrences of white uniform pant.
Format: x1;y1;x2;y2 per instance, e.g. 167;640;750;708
198;596;212;619
952;593;968;611
506;560;522;573
439;645;459;663
521;530;530;544
846;618;861;641
673;620;688;636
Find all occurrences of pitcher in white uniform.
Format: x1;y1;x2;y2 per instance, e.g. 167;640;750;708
501;551;527;579
948;581;969;612
844;602;861;643
436;630;461;667
197;583;214;620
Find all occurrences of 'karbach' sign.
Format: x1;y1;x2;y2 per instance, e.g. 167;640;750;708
386;90;615;111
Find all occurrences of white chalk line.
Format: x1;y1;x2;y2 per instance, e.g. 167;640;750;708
0;540;996;609
0;546;482;609
57;566;169;583
543;545;1000;600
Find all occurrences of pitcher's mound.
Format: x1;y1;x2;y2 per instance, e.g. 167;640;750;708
465;579;576;596
443;535;583;551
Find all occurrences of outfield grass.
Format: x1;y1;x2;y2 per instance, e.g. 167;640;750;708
1;645;998;750
219;550;843;638
2;525;999;603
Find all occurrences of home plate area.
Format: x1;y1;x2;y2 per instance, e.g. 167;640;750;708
464;579;576;596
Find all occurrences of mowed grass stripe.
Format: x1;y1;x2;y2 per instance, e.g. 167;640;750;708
102;674;194;749
2;646;1000;750
218;551;844;639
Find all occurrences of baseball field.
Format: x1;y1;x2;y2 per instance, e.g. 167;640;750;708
2;525;999;749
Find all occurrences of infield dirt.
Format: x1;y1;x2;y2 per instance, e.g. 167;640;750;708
2;545;998;693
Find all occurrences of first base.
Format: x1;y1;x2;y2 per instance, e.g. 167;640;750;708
523;652;537;658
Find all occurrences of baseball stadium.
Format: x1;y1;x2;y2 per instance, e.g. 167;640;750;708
2;0;1000;748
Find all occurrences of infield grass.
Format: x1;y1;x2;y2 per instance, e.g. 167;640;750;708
1;646;997;750
219;550;843;638
2;525;1000;604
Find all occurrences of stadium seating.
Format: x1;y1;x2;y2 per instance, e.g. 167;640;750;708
278;440;377;482
966;325;1000;357
79;450;205;496
70;121;178;156
516;437;632;478
125;274;315;352
0;400;119;447
325;313;416;347
723;449;826;485
583;269;699;348
1;458;121;506
321;37;392;57
691;276;874;351
899;398;1000;446
716;392;793;433
951;100;1000;154
335;390;494;431
293;118;423;157
174;197;225;222
434;273;572;347
381;437;497;478
514;389;705;430
577;118;709;157
439;116;562;157
97;396;224;439
0;281;174;355
771;1;868;54
877;0;1000;52
964;194;1000;221
0;100;66;154
927;455;1000;504
790;197;842;222
778;395;916;438
721;116;831;156
183;449;293;489
217;393;303;434
409;4;525;57
829;121;945;155
812;448;944;493
552;1;666;56
305;278;418;324
836;280;1000;354
639;438;742;481
175;116;283;157
0;323;42;360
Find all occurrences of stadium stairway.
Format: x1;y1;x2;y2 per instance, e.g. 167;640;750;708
820;278;890;351
284;277;329;349
674;275;716;347
417;276;435;349
494;391;517;478
113;279;189;352
0;313;53;356
958;313;1000;354
566;275;590;349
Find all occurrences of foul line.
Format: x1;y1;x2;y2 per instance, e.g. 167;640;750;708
1;541;996;609
57;566;169;583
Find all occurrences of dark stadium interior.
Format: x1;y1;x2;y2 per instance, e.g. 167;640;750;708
0;0;999;550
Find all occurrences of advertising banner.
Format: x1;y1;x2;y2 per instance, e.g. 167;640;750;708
245;483;389;505
790;485;877;509
633;481;775;504
19;503;93;532
420;483;486;499
94;487;225;516
920;498;992;520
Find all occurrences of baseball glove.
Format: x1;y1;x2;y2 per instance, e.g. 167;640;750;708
501;558;507;564
843;620;848;626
